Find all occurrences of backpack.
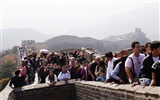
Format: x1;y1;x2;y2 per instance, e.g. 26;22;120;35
129;57;136;79
118;62;129;84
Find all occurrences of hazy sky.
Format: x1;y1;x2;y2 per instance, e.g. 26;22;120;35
0;0;159;40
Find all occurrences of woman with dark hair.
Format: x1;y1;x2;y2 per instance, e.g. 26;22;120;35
39;61;47;83
47;70;57;85
19;62;27;85
95;60;106;78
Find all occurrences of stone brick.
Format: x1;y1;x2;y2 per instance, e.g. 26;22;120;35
7;80;160;100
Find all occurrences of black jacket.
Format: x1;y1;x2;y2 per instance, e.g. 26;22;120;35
140;53;160;79
10;76;24;87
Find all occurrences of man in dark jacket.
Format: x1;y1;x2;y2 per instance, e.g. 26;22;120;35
140;41;160;84
141;41;160;86
10;70;24;88
113;50;128;69
59;53;66;67
69;58;78;79
111;56;129;84
90;56;100;81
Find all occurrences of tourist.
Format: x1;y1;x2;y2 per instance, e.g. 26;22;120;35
81;61;87;80
59;52;66;67
76;60;83;79
144;42;151;56
105;51;118;83
125;41;145;85
111;56;128;84
65;60;70;71
19;62;27;85
150;60;160;86
51;51;59;65
53;63;62;78
39;61;47;83
95;60;106;78
69;58;78;79
58;66;71;81
96;70;106;82
138;41;160;86
77;53;86;64
113;50;128;70
10;70;24;88
46;70;57;85
90;56;101;81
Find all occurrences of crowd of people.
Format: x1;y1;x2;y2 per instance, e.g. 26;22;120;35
10;40;160;88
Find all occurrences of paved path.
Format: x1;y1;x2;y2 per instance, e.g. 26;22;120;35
0;81;13;100
32;72;39;85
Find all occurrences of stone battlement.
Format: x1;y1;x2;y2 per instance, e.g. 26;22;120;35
7;80;160;100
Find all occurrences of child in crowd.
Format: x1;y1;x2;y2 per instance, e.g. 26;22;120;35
96;70;106;82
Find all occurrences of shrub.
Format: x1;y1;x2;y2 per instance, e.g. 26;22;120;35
0;78;10;92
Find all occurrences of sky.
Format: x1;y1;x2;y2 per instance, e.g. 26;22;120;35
0;0;160;40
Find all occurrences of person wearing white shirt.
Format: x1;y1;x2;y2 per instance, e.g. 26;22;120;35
111;63;121;80
58;66;71;81
105;51;118;83
46;70;57;85
125;41;145;85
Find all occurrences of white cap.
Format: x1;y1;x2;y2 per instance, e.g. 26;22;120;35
70;57;75;60
95;56;100;60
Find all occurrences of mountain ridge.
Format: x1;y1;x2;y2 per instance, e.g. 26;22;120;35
32;28;150;54
1;28;151;54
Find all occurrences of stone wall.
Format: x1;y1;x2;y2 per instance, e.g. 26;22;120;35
75;81;160;100
80;47;133;63
8;80;160;100
81;47;105;62
8;80;76;100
